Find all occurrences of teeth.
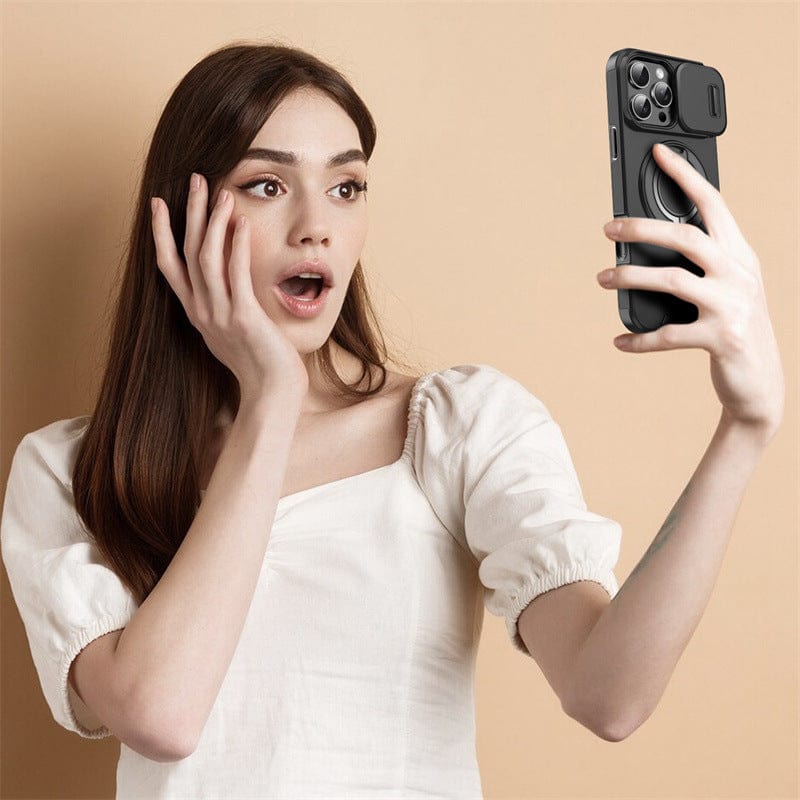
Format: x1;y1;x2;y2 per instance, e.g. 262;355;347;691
296;272;322;279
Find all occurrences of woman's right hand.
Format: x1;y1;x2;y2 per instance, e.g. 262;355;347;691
150;173;309;406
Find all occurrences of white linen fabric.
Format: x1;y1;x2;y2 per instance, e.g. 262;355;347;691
2;363;622;799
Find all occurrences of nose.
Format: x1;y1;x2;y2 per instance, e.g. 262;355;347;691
287;190;331;248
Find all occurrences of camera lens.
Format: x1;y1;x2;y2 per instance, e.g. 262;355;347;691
629;61;650;88
651;81;672;107
631;94;652;120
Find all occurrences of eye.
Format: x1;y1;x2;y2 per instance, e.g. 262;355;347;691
240;175;285;199
331;180;368;201
239;175;368;202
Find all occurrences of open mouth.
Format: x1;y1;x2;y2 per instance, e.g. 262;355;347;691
277;276;324;301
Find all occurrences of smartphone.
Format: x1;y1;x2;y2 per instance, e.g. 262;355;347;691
605;48;727;333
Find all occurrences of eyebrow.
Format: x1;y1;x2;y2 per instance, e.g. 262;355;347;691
240;148;367;168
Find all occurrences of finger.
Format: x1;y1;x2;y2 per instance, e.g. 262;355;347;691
151;197;192;308
229;214;257;309
599;264;713;310
614;319;712;353
605;214;727;277
184;172;210;298
198;188;235;310
651;142;750;251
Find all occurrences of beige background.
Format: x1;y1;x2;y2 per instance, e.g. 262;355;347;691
2;2;797;799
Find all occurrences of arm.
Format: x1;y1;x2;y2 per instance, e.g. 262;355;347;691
560;412;776;741
520;146;785;741
110;391;302;758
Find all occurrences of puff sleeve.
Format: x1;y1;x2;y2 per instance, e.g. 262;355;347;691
1;417;139;738
413;364;622;657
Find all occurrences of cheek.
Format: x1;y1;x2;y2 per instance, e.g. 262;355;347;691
242;217;281;257
348;211;368;251
225;207;365;263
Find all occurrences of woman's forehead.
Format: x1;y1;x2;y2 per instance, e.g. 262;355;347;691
235;88;364;171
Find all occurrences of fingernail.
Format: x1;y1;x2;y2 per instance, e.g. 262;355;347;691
217;189;229;206
190;173;200;192
150;197;158;215
597;270;614;285
604;220;621;234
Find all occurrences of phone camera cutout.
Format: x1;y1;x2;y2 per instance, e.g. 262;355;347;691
628;61;649;88
625;57;673;128
631;94;652;120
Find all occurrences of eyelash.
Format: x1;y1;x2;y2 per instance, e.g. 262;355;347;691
238;175;368;202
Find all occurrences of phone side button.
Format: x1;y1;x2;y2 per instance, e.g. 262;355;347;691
615;240;629;263
618;286;630;313
609;125;618;160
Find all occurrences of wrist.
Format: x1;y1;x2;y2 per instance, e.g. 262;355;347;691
237;391;303;424
718;407;780;448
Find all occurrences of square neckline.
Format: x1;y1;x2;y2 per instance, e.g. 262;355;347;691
198;369;441;507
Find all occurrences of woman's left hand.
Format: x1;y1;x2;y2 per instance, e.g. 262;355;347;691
597;142;784;439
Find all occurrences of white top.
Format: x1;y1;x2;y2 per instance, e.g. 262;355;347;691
1;363;622;799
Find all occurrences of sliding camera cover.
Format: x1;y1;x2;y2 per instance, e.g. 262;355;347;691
675;62;727;136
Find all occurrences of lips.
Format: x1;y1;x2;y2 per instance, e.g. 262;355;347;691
274;260;334;288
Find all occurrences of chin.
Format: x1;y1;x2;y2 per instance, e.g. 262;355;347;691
284;324;337;351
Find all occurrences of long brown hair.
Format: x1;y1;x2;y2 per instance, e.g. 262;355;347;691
72;41;426;605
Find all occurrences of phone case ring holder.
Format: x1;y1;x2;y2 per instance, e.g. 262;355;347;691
631;141;708;329
640;141;706;225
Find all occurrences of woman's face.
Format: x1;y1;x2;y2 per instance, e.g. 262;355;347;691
215;86;368;348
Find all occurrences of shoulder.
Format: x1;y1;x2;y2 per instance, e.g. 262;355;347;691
407;363;556;465
2;416;93;558
11;416;91;490
419;363;550;420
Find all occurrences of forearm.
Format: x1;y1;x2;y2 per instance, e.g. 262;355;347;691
566;411;774;740
114;392;302;754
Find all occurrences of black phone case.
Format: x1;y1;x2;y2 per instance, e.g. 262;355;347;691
605;48;727;332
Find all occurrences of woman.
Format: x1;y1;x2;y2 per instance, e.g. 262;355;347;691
1;41;783;799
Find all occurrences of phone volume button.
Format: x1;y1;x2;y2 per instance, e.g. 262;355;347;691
609;125;619;160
